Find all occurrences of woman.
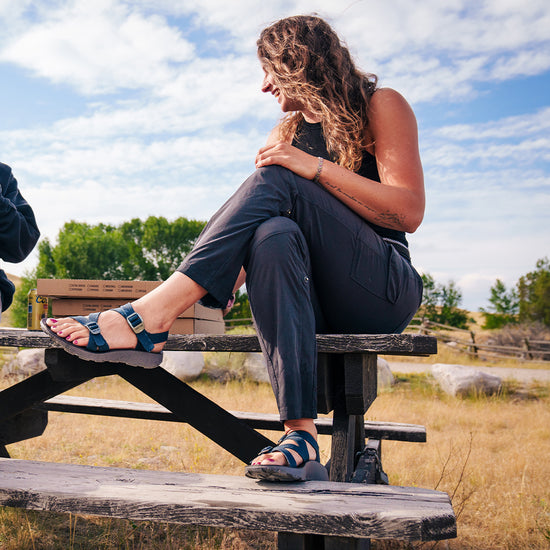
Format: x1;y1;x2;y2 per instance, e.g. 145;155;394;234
43;15;425;482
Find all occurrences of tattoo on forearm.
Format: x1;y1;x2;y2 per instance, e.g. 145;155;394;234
321;179;404;228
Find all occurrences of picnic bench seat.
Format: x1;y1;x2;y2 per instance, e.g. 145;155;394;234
35;395;427;442
0;327;456;548
0;458;456;543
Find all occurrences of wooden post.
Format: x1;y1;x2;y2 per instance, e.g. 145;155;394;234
523;338;532;360
419;318;429;335
468;331;478;357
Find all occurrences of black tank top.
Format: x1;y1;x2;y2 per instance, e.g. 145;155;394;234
292;120;409;252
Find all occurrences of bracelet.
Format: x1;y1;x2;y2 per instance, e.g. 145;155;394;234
313;157;324;183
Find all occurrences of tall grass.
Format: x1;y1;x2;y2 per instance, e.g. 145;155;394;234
1;371;550;549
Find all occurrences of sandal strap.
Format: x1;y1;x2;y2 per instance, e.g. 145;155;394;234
74;313;109;352
73;304;169;354
255;430;320;468
114;303;169;352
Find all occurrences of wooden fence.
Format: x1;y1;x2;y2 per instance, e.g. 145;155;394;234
405;318;550;362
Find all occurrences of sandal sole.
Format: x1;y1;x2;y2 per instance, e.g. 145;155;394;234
40;319;163;369
245;460;329;482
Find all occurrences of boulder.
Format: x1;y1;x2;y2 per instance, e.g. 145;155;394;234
431;363;502;397
3;348;46;378
198;352;394;388
161;351;204;381
377;357;395;388
243;352;270;383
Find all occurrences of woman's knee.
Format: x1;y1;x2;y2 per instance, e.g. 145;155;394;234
246;217;308;272
242;165;295;196
251;217;304;255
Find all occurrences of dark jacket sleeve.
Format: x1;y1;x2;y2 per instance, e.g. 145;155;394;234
0;162;40;263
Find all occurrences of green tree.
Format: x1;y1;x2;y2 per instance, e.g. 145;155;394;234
223;289;252;327
420;273;439;321
419;273;470;329
11;216;206;327
518;257;550;327
480;278;519;329
35;216;205;280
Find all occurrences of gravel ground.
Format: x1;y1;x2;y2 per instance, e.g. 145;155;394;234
387;361;550;383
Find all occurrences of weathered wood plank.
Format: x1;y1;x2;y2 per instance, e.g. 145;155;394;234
344;353;377;415
0;409;48;446
0;459;457;541
0;328;437;355
329;363;357;483
0;370;90;424
0;328;52;348
36;395;427;442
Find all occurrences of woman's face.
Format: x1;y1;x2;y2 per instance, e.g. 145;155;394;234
261;68;303;113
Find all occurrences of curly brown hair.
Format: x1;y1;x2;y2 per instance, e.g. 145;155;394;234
257;15;378;171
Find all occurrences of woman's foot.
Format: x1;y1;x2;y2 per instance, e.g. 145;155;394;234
245;422;328;482
45;271;207;353
250;419;318;467
41;303;171;368
46;302;167;353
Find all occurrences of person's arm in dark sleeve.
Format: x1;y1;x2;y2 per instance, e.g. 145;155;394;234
0;163;40;263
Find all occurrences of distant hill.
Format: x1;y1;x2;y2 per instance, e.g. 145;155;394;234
6;273;22;289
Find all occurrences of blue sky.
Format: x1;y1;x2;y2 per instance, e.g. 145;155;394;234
1;0;549;311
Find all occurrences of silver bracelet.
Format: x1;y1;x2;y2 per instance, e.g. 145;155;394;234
313;157;324;183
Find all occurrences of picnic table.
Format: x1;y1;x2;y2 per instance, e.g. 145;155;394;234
0;327;456;549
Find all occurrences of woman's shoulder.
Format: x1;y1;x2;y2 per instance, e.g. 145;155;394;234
369;87;413;112
367;88;418;133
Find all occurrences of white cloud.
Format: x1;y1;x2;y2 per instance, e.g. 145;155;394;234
434;107;550;141
0;0;195;94
2;0;549;104
490;48;550;80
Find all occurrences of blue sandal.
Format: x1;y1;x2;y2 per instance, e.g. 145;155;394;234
41;303;168;368
245;430;328;482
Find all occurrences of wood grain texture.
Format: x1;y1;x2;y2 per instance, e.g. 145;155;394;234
36;395;427;442
0;459;456;541
0;329;437;355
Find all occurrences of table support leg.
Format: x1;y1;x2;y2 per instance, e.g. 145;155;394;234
40;349;276;464
277;533;324;549
278;533;370;550
324;353;376;548
0;369;90;423
118;365;275;464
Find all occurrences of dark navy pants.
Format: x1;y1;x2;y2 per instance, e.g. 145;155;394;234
178;166;422;420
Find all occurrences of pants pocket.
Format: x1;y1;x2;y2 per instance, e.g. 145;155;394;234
350;238;404;305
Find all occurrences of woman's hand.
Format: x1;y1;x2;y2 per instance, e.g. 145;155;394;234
255;141;318;181
256;88;425;234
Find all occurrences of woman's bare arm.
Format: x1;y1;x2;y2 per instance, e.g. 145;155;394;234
255;88;425;233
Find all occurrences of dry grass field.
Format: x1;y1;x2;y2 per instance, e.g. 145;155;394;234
1;357;549;550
